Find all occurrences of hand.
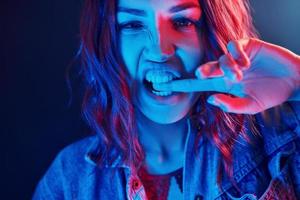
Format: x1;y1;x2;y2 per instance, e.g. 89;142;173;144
154;38;300;114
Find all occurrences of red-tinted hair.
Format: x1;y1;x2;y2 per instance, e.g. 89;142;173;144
78;0;143;168
195;0;259;184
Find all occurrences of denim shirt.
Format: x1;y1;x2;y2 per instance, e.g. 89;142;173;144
33;103;300;200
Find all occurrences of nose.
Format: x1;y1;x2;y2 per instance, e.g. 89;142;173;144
143;17;175;62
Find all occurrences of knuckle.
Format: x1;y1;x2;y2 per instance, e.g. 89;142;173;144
232;68;243;82
227;40;238;51
200;65;209;75
227;40;234;49
219;54;227;63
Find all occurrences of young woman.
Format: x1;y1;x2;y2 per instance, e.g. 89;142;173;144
34;0;300;199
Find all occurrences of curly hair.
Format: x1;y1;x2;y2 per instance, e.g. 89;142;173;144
195;0;259;184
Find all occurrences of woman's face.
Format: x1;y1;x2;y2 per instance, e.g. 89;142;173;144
117;0;204;124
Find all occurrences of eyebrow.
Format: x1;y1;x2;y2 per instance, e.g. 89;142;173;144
169;2;200;13
117;7;146;16
117;2;200;16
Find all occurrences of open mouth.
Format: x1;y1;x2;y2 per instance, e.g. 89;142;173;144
143;70;181;97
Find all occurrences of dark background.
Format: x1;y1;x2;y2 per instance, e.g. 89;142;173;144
1;0;300;199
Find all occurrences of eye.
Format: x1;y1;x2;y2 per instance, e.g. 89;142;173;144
172;17;195;30
118;21;144;31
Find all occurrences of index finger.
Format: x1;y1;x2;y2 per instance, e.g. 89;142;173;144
153;78;231;93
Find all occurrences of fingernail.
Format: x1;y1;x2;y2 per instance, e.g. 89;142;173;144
207;96;227;111
195;69;201;78
207;96;216;105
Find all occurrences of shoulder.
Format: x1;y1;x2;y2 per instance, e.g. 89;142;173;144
55;136;96;166
33;136;99;199
46;136;99;179
45;135;98;174
231;102;300;180
224;103;300;199
254;102;300;154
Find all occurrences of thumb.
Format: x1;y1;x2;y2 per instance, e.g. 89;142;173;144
207;94;258;114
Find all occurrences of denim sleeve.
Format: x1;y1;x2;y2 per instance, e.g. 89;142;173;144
288;101;300;199
32;137;98;200
268;102;300;199
289;101;300;126
32;153;66;200
290;138;300;199
234;102;300;199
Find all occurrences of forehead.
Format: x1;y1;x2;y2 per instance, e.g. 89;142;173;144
117;0;200;12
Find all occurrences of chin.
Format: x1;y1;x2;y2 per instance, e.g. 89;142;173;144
137;100;193;124
134;86;199;124
145;109;188;124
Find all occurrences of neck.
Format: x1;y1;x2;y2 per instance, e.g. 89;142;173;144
137;110;188;158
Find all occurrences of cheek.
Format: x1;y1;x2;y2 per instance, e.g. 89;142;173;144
119;34;145;78
177;33;203;73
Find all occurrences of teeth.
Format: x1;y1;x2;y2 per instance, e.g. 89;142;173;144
145;70;177;84
152;90;172;96
144;70;180;97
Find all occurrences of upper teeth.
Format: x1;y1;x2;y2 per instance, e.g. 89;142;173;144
145;70;177;83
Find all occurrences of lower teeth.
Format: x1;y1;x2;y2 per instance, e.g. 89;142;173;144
143;79;173;96
152;90;172;96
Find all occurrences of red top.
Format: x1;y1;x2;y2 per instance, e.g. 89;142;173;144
138;167;183;200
